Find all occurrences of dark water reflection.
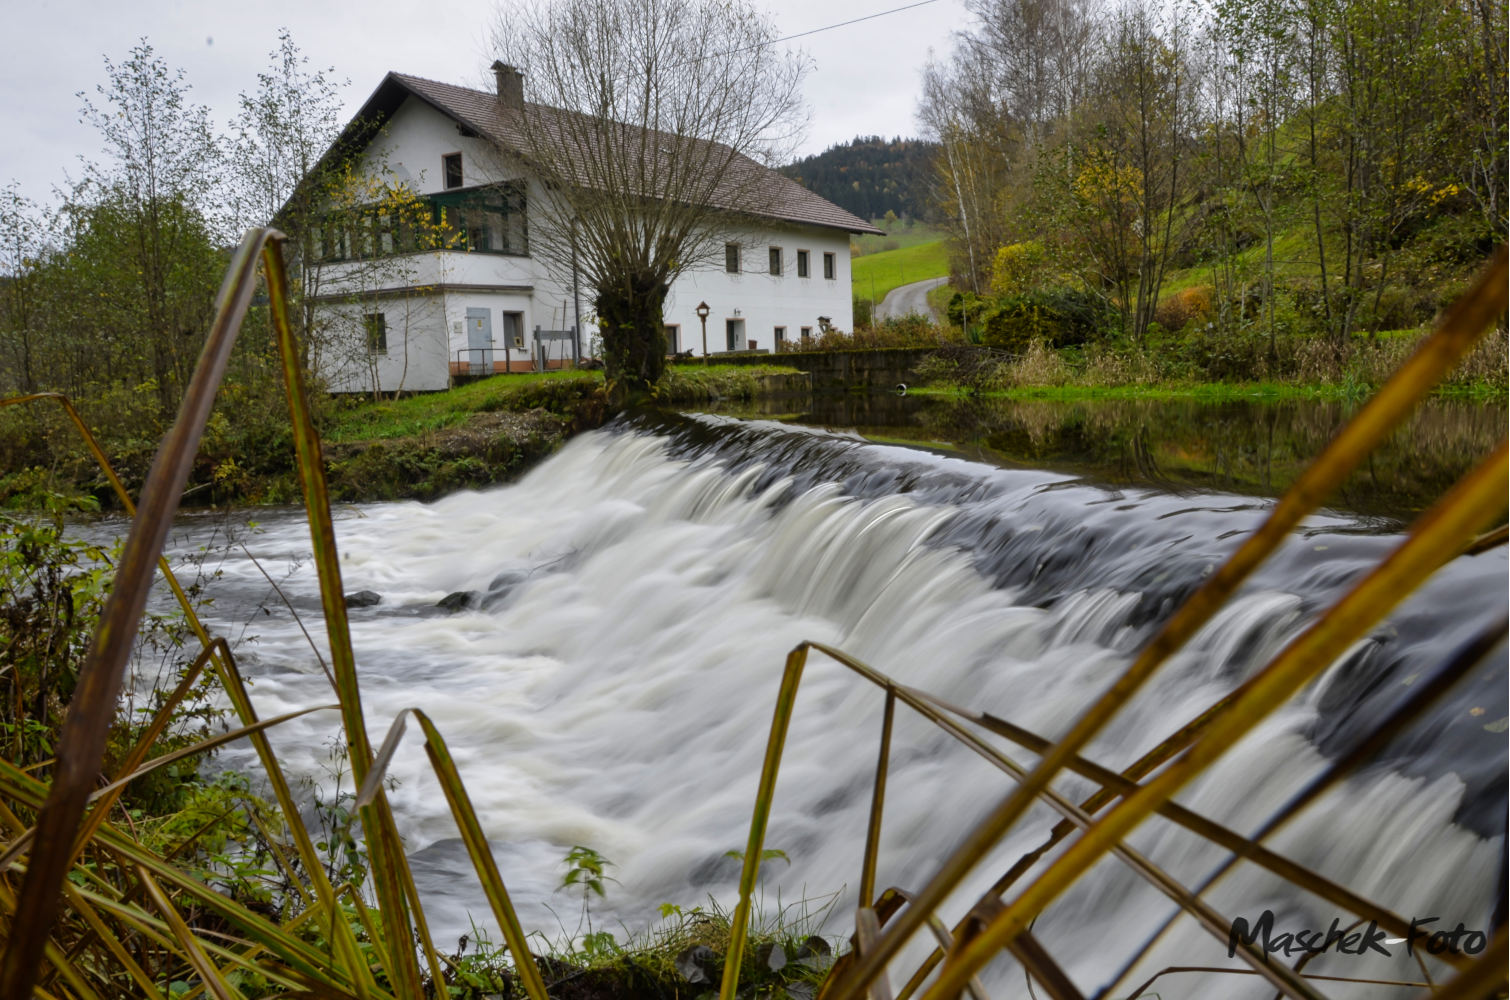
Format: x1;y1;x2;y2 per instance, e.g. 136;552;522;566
682;391;1507;523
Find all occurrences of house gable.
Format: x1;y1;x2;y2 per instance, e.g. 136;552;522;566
358;95;521;196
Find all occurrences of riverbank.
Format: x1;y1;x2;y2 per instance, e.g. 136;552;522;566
0;364;807;508
904;332;1508;401
903;380;1509;402
683;388;1506;520
308;364;810;503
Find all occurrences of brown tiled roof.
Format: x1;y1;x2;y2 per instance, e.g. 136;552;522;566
349;72;883;237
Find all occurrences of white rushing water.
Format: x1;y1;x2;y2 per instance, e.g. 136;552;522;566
189;417;1505;999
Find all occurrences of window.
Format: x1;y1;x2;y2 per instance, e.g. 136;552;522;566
800;326;813;340
774;326;786;344
443;153;463;189
769;247;782;276
432;183;528;255
725;243;741;273
823;251;836;280
504;312;525;349
315;182;528;262
796;250;809;277
365;313;387;355
665;325;680;354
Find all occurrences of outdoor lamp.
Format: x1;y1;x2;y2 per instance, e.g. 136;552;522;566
696;301;711;364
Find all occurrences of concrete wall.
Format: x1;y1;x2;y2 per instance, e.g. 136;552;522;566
697;347;936;390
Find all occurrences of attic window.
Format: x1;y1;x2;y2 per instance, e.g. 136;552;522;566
443;153;463;189
456;123;480;138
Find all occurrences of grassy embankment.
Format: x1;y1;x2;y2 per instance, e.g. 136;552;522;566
317;364;802;501
0;365;804;509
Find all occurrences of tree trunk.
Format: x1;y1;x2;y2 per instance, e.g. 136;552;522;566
596;274;668;397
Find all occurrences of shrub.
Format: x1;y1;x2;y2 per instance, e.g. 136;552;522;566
853;296;874;328
1154;286;1213;331
1002;341;1073;387
990;240;1052;295
946;288;1113;351
784;314;955;353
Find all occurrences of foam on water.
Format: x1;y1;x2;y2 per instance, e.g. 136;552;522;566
192;417;1506;999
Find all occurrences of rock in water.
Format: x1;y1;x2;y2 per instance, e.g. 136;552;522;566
436;591;480;612
344;590;382;608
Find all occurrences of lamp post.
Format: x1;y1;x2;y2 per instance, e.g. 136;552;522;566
696;301;710;366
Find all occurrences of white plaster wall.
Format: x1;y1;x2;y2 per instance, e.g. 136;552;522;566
321;298;451;394
314;91;858;390
664;224;853;355
362;96;519;194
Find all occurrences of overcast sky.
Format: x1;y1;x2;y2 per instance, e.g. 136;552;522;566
1;0;967;206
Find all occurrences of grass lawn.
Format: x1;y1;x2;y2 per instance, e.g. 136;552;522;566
325;364;806;444
326;370;601;443
852;241;951;305
852;220;947;255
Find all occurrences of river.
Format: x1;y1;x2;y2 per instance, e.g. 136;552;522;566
164;393;1504;999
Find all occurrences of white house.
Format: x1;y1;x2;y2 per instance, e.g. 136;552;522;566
305;68;881;394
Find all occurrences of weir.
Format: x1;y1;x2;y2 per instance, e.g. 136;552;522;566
201;410;1506;998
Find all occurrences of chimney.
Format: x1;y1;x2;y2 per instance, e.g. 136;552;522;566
492;61;524;110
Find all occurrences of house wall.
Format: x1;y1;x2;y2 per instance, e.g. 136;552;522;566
665;224;853;356
319;297;451;394
316;92;859;393
361;95;514;195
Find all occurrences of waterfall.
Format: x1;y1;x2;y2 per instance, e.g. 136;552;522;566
199;413;1506;999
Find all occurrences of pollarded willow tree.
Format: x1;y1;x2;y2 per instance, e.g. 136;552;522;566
487;0;810;395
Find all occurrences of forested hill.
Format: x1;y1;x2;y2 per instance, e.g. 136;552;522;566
780;136;937;222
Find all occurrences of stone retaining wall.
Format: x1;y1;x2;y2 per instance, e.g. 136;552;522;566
680;347;935;390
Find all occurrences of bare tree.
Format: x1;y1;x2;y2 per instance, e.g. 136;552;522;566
487;0;809;394
917;46;1017;291
967;0;1101;148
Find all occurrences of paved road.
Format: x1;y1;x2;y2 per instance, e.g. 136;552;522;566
876;276;949;322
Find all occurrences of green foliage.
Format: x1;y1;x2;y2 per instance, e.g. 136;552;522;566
946;289;1113;351
723;847;792;881
559;845;617;899
434;893;841;1000
853;295;873;328
922;0;1505;350
0;505;286;913
0;505;111;764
